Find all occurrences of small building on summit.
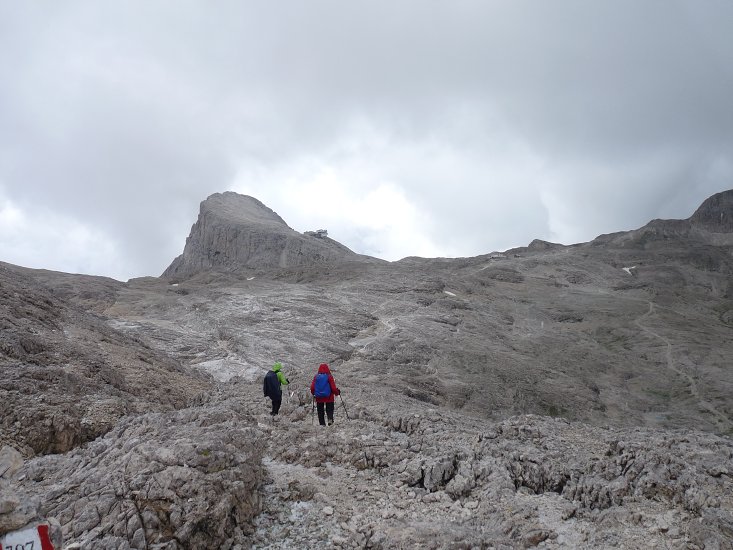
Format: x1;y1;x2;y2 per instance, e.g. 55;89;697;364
304;229;328;238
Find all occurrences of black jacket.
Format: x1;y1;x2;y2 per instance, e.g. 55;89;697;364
263;370;282;399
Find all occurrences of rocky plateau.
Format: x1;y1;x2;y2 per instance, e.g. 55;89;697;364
2;190;733;549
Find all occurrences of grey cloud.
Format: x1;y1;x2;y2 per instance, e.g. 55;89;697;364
0;2;731;278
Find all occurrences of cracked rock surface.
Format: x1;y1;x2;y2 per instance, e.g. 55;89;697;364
246;389;733;549
13;394;264;549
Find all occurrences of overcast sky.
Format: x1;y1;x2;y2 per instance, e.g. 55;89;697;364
1;2;732;281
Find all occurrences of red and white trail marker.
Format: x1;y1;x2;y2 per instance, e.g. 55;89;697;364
1;523;55;550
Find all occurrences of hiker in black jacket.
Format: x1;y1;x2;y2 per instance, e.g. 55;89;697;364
263;367;283;416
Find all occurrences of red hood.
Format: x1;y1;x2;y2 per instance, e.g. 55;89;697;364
317;363;331;374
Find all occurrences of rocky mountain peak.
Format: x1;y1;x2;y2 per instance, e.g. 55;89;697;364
689;189;733;233
162;192;359;278
527;239;563;251
590;188;733;247
200;192;289;228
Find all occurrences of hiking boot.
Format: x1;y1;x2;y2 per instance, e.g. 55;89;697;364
327;419;334;426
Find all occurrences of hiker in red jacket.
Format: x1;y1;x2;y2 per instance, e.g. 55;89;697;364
310;363;340;426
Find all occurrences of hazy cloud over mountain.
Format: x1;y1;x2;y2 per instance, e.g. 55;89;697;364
1;1;731;280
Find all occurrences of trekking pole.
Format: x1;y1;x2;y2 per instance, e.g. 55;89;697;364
339;394;350;420
285;376;293;405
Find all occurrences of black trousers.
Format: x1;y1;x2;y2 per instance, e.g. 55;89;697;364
316;401;334;425
270;397;281;415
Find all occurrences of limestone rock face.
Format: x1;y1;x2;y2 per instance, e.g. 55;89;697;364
0;445;35;534
527;239;563;251
163;192;358;277
690;189;733;233
591;191;733;250
0;263;211;457
11;397;264;549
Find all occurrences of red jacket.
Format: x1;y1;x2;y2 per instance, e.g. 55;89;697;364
310;363;340;403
